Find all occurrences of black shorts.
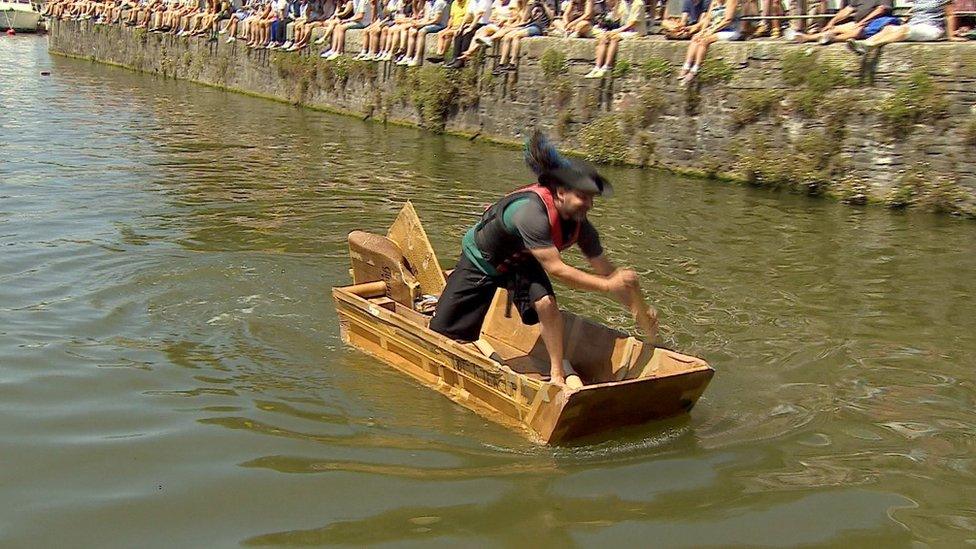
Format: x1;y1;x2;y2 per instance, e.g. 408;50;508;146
429;254;555;342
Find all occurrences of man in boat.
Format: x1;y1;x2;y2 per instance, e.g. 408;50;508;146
430;131;650;386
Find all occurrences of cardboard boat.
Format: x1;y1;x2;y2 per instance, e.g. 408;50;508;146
332;202;714;444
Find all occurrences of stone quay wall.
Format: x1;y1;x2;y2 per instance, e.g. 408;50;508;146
49;19;976;215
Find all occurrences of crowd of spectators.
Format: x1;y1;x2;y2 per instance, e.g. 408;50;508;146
44;0;976;82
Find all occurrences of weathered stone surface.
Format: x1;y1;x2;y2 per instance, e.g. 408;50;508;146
48;19;976;211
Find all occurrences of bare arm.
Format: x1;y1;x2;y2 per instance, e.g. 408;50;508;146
714;0;735;29
531;247;613;292
855;3;887;25
587;254;616;276
824;5;852;29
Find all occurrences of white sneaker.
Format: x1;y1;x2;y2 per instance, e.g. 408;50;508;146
225;36;235;43
354;51;368;60
407;57;419;67
327;51;340;60
396;56;410;65
218;29;226;34
313;36;327;45
783;28;797;41
320;49;333;57
281;41;292;49
583;67;600;78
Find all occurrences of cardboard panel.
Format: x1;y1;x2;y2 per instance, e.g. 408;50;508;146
348;230;419;306
387;201;446;296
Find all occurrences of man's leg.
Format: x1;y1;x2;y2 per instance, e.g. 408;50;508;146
511;262;565;384
429;256;499;342
534;294;566;384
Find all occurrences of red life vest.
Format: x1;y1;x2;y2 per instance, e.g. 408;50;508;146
495;184;581;251
474;184;581;275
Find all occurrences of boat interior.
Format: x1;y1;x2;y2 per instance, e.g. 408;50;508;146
345;213;707;387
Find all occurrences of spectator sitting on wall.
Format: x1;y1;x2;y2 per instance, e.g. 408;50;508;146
367;0;407;59
322;0;373;59
195;0;231;39
847;0;964;52
313;0;355;46
179;0;213;35
454;0;520;62
267;0;299;48
132;0;149;27
549;0;586;34
677;0;744;86
374;0;422;60
279;0;309;48
751;0;784;37
354;0;396;58
288;0;326;51
570;0;625;38
426;0;470;62
396;0;452;66
171;0;201;35
584;0;646;78
147;0;174;31
493;0;554;74
247;0;278;47
239;2;269;44
790;0;896;44
444;0;492;67
661;0;711;39
221;0;246;41
290;0;336;49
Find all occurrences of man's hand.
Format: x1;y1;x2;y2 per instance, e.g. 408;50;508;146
605;268;638;293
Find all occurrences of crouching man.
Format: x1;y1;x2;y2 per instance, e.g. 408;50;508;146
430;132;652;386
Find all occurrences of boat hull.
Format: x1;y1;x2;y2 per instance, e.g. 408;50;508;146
333;285;714;444
1;6;41;31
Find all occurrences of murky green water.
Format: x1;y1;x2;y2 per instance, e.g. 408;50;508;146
3;35;975;546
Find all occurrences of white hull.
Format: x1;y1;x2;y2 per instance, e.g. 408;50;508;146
1;3;42;31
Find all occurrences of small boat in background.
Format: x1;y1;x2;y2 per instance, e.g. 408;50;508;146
1;0;42;32
332;202;715;444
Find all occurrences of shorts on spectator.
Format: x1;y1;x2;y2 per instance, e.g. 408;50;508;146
522;23;543;36
905;22;944;41
420;23;445;33
860;16;900;38
345;21;366;30
715;28;743;41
